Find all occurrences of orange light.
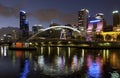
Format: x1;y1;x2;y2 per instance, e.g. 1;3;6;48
16;42;22;48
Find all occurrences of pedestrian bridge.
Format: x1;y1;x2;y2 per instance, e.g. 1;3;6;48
27;26;81;41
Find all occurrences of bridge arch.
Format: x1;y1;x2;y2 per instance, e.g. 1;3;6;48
27;26;81;41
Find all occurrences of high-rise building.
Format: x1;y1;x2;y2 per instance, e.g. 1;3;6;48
20;10;29;40
95;13;106;32
112;10;120;27
78;9;89;31
32;24;43;34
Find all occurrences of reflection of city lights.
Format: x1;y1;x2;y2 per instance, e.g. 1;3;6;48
48;47;51;55
55;56;65;71
4;46;7;56
87;54;103;78
87;62;101;78
1;46;4;56
68;47;71;57
57;47;60;56
38;55;44;67
20;59;29;78
16;51;22;58
41;47;43;54
71;55;78;71
82;49;85;57
87;55;92;67
106;49;109;59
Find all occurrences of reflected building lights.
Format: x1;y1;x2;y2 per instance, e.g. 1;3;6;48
87;62;101;78
55;56;65;71
87;55;102;78
82;49;85;57
103;49;106;62
57;47;60;56
71;55;78;72
16;51;22;58
0;46;7;56
1;46;4;56
20;59;29;78
106;49;109;59
4;46;7;56
41;47;43;55
48;46;51;55
68;47;71;57
12;52;16;63
38;55;44;68
103;49;110;63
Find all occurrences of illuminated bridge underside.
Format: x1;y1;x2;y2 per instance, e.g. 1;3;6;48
100;31;120;41
27;26;81;41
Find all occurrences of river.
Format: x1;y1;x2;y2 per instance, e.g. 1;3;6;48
0;45;120;78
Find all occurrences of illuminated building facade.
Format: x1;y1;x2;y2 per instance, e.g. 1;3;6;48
112;10;120;26
32;24;43;34
87;13;105;32
87;19;103;32
20;10;29;40
78;9;89;31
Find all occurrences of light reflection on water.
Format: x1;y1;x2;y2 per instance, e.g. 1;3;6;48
0;45;120;78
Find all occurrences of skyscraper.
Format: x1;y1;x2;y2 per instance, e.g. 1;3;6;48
112;10;120;27
20;10;29;40
78;9;89;31
95;13;106;32
32;24;43;34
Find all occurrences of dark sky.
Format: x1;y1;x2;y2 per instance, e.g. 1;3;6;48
0;0;120;30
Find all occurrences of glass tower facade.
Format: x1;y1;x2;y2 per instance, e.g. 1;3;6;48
112;10;120;27
78;9;89;31
20;10;29;40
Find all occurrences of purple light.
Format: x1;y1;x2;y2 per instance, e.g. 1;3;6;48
87;23;93;31
90;20;101;23
96;21;103;32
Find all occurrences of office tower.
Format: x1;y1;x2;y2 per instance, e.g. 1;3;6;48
112;10;120;26
20;10;29;40
32;24;43;34
78;9;89;31
95;13;106;32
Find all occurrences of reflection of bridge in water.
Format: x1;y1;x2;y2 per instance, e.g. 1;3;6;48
35;40;120;49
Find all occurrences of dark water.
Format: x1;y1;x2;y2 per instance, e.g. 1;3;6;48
0;45;120;78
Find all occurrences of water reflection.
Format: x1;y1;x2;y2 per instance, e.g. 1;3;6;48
20;59;29;78
1;46;7;56
0;45;120;78
86;55;102;78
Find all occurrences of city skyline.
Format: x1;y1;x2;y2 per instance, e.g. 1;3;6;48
0;0;120;30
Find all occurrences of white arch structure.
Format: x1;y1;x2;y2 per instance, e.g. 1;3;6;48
27;26;81;41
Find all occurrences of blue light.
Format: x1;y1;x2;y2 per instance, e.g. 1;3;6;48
90;20;101;23
87;62;100;78
20;59;29;78
20;10;26;14
25;20;29;24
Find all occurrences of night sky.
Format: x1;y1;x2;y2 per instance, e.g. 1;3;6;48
0;0;120;30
